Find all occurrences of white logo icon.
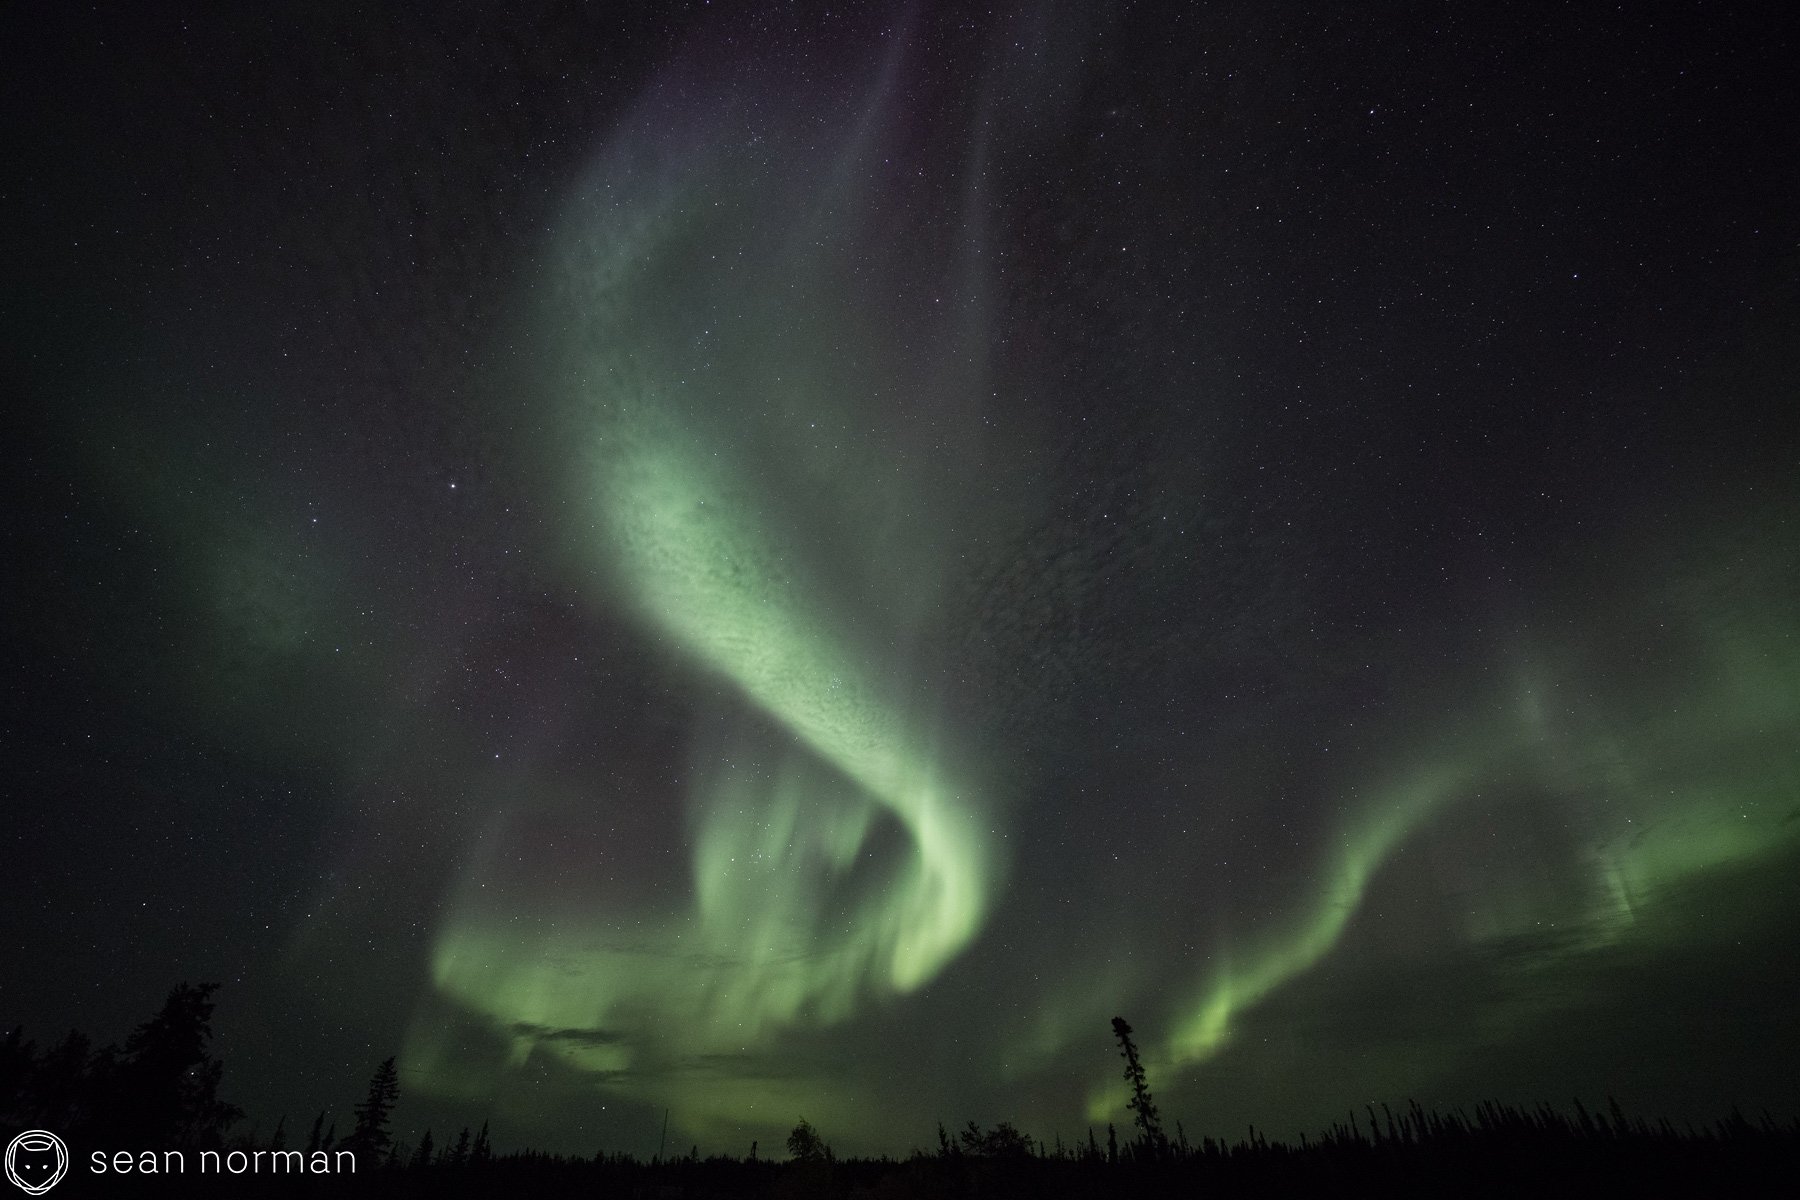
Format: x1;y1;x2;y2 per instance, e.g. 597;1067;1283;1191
4;1131;68;1195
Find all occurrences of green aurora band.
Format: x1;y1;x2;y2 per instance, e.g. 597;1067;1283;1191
418;51;1005;1139
1083;550;1800;1120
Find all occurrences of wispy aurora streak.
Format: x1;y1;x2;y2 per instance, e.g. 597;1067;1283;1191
1085;557;1800;1120
421;32;1002;1136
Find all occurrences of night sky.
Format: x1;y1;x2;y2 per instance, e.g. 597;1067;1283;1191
6;0;1799;1160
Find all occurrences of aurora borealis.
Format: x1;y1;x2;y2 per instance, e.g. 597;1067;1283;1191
7;0;1800;1161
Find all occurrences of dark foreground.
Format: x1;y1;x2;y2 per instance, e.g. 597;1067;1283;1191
18;1101;1798;1199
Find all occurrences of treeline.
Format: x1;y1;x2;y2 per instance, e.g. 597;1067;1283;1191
1;982;240;1151
5;986;1798;1196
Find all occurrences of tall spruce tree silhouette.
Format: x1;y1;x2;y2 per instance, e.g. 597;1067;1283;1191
101;982;242;1147
1111;1017;1166;1154
345;1057;400;1163
471;1119;493;1164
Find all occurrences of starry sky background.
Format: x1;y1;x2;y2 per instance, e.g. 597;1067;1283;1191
5;0;1799;1159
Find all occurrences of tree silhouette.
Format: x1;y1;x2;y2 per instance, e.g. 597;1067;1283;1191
344;1056;400;1162
957;1120;1034;1157
100;982;242;1147
31;1030;91;1130
985;1122;1033;1158
787;1117;828;1162
471;1119;493;1164
412;1128;435;1168
1111;1016;1166;1154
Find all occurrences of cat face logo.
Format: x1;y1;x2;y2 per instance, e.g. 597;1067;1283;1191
4;1131;68;1195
